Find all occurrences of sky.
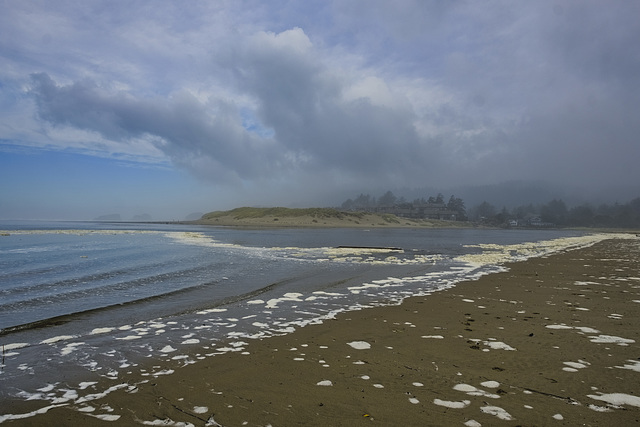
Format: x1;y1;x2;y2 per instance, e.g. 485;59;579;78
1;1;639;220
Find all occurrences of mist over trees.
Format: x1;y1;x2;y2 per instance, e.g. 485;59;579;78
340;191;467;221
339;190;639;228
469;197;640;228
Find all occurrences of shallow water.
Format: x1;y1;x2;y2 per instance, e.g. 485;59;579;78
0;222;608;422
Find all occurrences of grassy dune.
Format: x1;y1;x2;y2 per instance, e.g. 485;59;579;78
194;207;468;228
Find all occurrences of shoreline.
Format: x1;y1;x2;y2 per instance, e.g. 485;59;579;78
2;238;640;425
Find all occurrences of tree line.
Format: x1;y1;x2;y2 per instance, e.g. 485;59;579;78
469;197;640;228
339;191;640;228
340;191;467;220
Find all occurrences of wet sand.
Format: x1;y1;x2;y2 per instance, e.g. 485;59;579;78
4;238;640;426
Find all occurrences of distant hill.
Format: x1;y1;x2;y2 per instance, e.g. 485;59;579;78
131;213;152;222
94;214;122;221
184;212;204;221
195;207;469;228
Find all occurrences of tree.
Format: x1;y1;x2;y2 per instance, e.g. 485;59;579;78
513;203;536;220
447;195;467;220
567;204;594;227
470;201;496;221
378;191;397;206
540;199;567;225
353;193;373;209
341;198;354;210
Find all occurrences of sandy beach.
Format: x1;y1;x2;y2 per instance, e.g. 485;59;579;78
3;237;640;426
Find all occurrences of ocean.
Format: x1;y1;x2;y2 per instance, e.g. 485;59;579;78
0;221;605;422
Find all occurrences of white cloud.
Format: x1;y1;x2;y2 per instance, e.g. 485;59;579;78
1;0;639;200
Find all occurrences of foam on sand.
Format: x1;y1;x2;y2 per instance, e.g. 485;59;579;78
480;405;513;420
587;393;640;408
347;341;371;350
433;399;470;408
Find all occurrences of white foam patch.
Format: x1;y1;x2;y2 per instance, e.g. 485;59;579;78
546;324;573;330
563;360;589;371
90;327;114;335
347;341;371;350
4;342;29;350
614;360;640;372
552;414;564;420
75;383;129;404
480;381;500;388
79;382;97;390
421;335;444;339
317;380;333;386
90;414;121;421
171;355;189;360
480;405;513;420
265;293;304;309
60;342;84;356
588;393;640;408
373;384;384;388
470;339;516;351
139;418;194;426
40;335;76;344
152;369;174;376
193;406;208;414
181;339;200;345
408;397;420;404
0;404;69;423
247;299;264;305
464;421;482;427
433;399;470;408
196;308;227;315
160;345;177;353
454;384;500;399
413;382;424;387
116;335;141;341
589;335;635;346
575;327;600;334
588;404;612;412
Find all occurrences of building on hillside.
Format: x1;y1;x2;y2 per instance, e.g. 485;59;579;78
375;203;458;221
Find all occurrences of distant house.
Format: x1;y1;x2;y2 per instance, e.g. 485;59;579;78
375;203;458;221
528;216;555;227
528;217;543;226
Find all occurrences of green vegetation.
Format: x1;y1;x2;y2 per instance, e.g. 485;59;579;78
196;206;472;228
340;191;467;221
469;197;640;228
202;207;366;221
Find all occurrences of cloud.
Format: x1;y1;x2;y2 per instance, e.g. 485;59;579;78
27;26;446;188
4;1;640;203
30;72;281;183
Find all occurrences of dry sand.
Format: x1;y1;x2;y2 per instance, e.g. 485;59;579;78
4;238;640;426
